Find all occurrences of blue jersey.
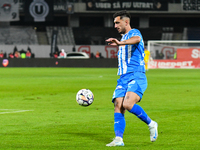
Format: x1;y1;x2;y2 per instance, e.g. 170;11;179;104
117;29;145;76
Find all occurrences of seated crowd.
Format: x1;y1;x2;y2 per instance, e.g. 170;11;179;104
0;47;34;59
1;46;104;59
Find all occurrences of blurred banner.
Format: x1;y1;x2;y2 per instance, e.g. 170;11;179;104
50;30;58;57
86;0;168;11
54;0;66;12
0;0;19;21
24;0;53;22
177;48;200;60
149;60;200;69
66;2;74;14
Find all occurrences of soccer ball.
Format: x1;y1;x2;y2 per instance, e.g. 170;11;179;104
76;89;94;106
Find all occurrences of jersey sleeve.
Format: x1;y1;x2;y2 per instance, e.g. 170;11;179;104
129;29;142;38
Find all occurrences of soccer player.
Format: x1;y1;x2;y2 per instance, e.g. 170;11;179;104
105;10;158;147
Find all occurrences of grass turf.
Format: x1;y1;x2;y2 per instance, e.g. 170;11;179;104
0;68;199;150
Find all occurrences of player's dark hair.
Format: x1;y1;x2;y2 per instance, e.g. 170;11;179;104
113;10;131;20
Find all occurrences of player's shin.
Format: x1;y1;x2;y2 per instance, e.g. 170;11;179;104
114;113;126;138
128;104;151;125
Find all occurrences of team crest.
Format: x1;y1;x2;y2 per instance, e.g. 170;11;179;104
1;3;11;14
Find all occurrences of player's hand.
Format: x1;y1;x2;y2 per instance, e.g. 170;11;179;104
106;38;120;46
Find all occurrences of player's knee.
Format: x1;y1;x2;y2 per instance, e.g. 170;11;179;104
122;100;133;111
114;98;123;113
122;95;139;111
114;105;121;112
122;96;130;110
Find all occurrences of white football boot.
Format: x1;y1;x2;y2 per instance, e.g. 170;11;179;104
106;137;124;147
148;120;158;142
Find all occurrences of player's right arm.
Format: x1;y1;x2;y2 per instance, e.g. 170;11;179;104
120;36;141;45
106;36;141;46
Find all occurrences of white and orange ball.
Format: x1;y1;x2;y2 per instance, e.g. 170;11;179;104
76;89;94;106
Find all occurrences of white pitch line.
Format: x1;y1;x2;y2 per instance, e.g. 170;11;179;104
0;110;33;114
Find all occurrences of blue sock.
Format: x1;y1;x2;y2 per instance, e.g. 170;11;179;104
128;104;151;125
114;113;126;138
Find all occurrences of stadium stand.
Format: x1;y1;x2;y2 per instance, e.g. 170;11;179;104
139;27;162;44
36;31;48;45
161;27;184;41
46;26;75;45
72;27;162;45
0;26;188;45
187;27;200;40
0;26;38;45
0;26;181;46
0;25;174;46
72;27;120;45
3;0;200;47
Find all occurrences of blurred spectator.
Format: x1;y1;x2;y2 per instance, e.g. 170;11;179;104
26;50;31;58
13;46;18;54
95;51;103;58
90;52;94;58
9;53;14;58
58;49;66;58
155;50;164;59
31;53;35;58
72;46;76;52
14;51;21;58
3;52;6;58
174;52;177;59
50;46;59;58
20;49;26;54
54;51;59;58
19;49;27;59
27;46;32;53
27;46;35;58
0;50;4;58
95;51;100;58
21;53;26;59
144;47;150;70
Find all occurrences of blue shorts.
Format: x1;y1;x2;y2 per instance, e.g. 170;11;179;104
112;72;147;103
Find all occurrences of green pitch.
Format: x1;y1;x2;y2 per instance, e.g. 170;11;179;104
0;68;200;150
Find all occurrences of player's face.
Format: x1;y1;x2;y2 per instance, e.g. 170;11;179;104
114;16;126;34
